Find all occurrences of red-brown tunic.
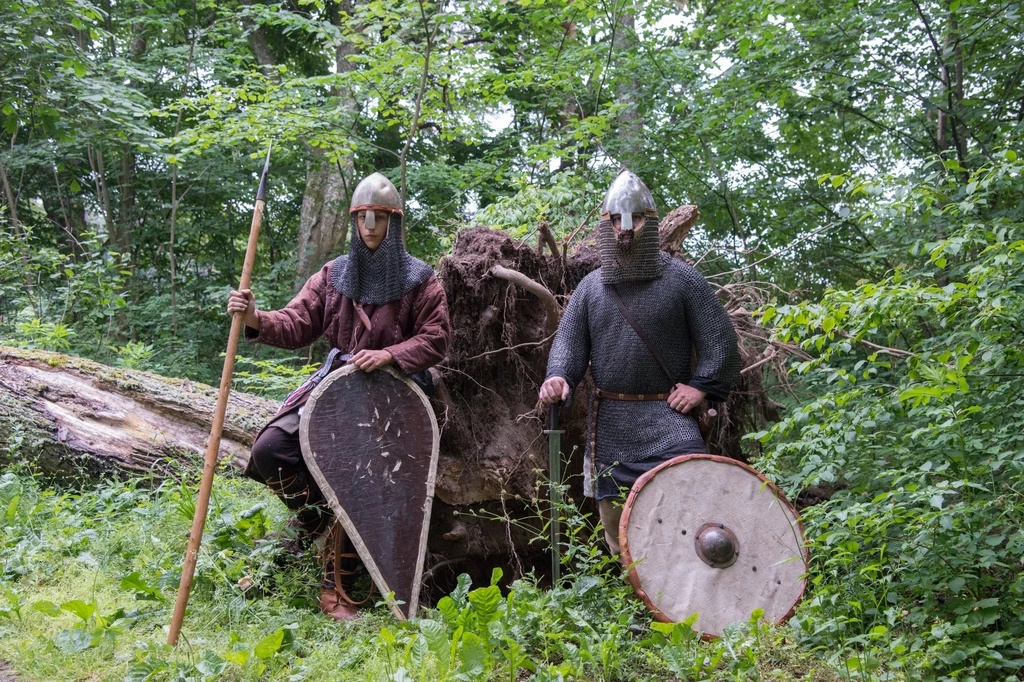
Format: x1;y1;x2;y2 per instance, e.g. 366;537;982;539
242;258;449;527
244;259;450;419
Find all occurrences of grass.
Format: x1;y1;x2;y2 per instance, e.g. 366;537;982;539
0;466;850;681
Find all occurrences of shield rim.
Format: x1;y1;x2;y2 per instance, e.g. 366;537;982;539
299;364;439;620
618;453;808;639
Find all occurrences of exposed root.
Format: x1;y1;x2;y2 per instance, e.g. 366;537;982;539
489;265;561;337
537;221;561;259
423;210;807;582
658;205;700;255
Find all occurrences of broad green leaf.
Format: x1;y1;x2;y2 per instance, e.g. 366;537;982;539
33;600;62;617
456;631;488;678
419;619;449;662
53;627;93;652
61;599;96;621
436;596;459;622
468;584;502;625
253;628;284;659
196;650;228;676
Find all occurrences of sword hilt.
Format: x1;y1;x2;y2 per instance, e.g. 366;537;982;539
543;401;564;434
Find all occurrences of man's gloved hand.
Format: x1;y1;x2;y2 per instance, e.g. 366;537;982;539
539;376;569;404
668;383;706;414
348;349;393;372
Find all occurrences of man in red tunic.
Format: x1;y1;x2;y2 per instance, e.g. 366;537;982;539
226;172;450;620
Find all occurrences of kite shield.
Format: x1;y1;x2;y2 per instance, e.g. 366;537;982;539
620;454;807;638
299;365;439;620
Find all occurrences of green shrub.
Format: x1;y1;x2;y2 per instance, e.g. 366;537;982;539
757;152;1024;680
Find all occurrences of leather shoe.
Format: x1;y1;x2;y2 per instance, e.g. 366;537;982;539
318;589;361;621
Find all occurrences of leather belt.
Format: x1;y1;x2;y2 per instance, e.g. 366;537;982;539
594;388;671;401
585;388;714;494
589;388;671;462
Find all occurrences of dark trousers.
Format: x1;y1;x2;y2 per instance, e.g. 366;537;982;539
249;412;332;537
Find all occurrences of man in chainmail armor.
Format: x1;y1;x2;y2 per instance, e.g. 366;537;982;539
539;170;740;556
226;172;450;620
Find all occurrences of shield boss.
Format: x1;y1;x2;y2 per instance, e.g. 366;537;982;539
300;365;439;620
620;454;806;637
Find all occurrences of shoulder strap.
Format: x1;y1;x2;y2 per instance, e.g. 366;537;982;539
606;284;676;384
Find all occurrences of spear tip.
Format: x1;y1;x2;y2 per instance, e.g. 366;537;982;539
255;143;272;202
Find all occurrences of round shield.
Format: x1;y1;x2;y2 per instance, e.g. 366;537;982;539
300;365;439;620
620;454;807;638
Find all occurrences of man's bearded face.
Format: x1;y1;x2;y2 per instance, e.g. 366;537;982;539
610;212;646;248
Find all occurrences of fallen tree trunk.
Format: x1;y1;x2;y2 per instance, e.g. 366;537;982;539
0;346;276;478
0;344;541;584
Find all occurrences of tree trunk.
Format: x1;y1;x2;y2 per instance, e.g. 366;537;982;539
243;10;279;82
557;16;580;172
0;346;274;478
294;150;351;289
117;19;147;241
239;0;357;289
613;10;643;169
88;145;115;238
293;1;357;288
0;155;34;299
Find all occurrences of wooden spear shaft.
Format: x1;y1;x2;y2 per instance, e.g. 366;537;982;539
167;147;271;646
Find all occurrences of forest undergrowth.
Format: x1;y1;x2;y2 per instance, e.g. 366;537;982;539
0;467;840;682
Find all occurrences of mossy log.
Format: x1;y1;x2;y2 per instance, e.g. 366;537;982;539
0;345;276;478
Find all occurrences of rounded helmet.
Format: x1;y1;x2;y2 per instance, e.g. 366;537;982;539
349;172;404;231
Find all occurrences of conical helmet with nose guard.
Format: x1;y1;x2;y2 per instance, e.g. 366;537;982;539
599;170;663;284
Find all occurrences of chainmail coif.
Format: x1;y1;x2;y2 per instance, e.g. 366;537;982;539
599;214;665;284
546;255;742;467
330;213;434;305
